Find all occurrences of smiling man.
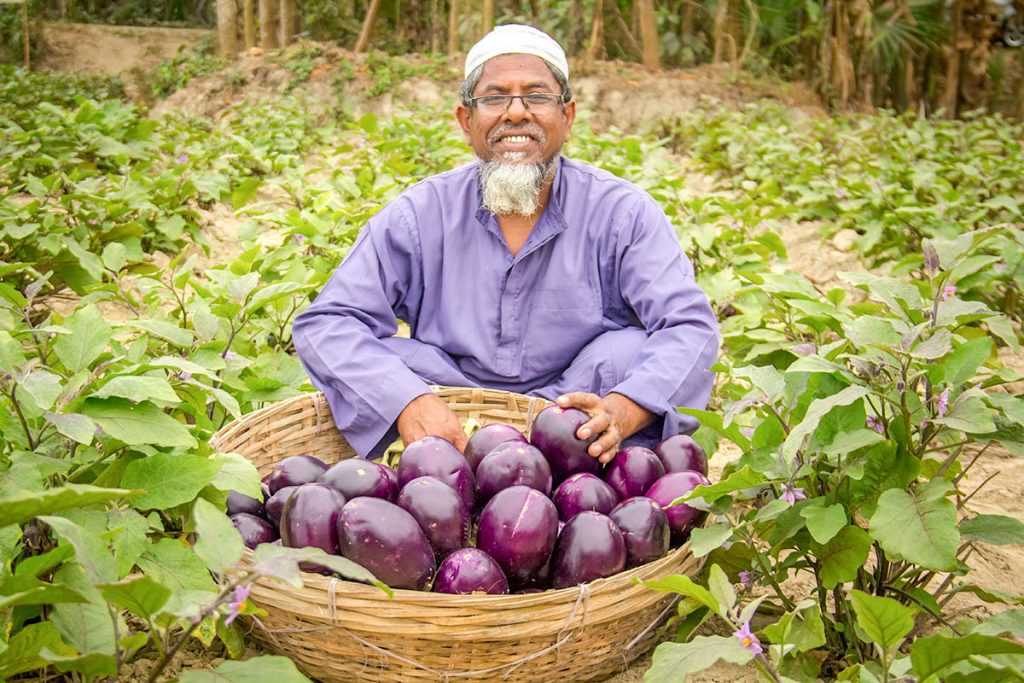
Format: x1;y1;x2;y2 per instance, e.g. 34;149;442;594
293;25;719;462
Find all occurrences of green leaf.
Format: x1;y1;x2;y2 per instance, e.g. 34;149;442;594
99;576;172;620
973;609;1024;638
933;390;996;434
943;337;993;386
843;317;902;347
107;508;151;578
676;407;751;450
960;514;1024;546
137;538;217;593
49;563;119;660
19;370;63;411
0;621;75;677
52;305;112;372
92;375;180;404
849;589;916;651
957;584;1024;606
644;635;755;683
677;465;765;504
800;502;847;545
910;329;953;359
813;525;872;589
870;480;959;571
192;498;244;574
40;515;119;583
44;411;97;445
911;633;1024;680
762;600;826;654
840;272;923;311
121;319;195;347
179;655;313;683
249;544;385;592
0;485;139;527
121;453;222;510
689;524;733;558
734;364;785;400
786;355;851;376
782;386;871;463
81;397;197;448
101;242;127;272
642;574;721;616
707;564;736;613
210;452;263;500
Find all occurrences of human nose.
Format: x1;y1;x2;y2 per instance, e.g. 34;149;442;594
503;95;531;120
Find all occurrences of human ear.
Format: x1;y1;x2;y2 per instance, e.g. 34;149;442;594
455;104;472;144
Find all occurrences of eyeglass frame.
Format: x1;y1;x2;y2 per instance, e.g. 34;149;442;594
467;93;566;114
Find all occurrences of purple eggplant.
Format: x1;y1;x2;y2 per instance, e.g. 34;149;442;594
433;548;509;595
231;512;277;548
604;446;665;500
529;406;600;484
397;476;471;559
320;458;397;501
464;423;528;473
226;490;265;518
476;485;559;588
279;483;347;555
552;511;626;589
609;496;670;567
266;454;329;494
654;435;708;476
475;441;552;505
337;497;436;590
552;472;619;522
646;471;709;541
397;436;475;510
265;485;299;526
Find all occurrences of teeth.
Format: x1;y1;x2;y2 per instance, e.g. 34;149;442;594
502;135;531;143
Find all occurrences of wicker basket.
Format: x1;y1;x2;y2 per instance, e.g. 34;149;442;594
212;388;704;683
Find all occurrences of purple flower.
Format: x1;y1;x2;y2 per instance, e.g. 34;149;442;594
734;622;763;655
867;414;885;434
923;243;940;275
293;233;307;244
780;483;806;506
173;371;193;381
791;343;816;356
936;387;950;418
739;571;754;589
177;154;189;165
835;188;847;200
224;351;238;360
224;584;251;626
943;285;957;299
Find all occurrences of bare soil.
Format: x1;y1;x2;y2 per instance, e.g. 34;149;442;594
31;23;1023;683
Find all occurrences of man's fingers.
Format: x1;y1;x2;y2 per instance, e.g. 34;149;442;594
588;430;621;463
577;413;611;441
556;392;601;411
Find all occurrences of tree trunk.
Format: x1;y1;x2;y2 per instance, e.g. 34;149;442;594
587;0;605;64
448;0;459;56
712;0;732;64
637;0;659;70
680;0;695;37
259;0;279;49
243;0;256;49
279;0;295;46
607;0;643;60
430;0;441;52
482;0;494;38
355;0;384;52
942;0;963;116
217;0;238;57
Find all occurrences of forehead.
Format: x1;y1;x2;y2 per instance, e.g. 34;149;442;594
474;54;559;93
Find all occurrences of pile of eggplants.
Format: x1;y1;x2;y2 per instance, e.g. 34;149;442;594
225;405;709;593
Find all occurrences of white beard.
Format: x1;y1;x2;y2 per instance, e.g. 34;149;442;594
479;155;558;217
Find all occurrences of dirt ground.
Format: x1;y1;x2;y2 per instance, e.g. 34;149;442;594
29;23;1024;683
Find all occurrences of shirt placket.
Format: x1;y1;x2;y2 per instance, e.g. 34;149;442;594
496;259;525;376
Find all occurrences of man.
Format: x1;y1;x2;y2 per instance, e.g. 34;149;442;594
293;24;718;463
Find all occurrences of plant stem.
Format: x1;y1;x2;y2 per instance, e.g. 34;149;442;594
7;384;37;450
145;583;236;683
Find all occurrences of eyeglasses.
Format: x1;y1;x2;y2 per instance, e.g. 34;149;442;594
469;93;565;114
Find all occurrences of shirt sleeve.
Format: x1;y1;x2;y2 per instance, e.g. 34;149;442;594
292;200;433;457
608;194;720;437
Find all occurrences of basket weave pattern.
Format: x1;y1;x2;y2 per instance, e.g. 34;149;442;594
212;388;702;682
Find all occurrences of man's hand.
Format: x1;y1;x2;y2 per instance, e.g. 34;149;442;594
555;392;656;464
397;393;468;452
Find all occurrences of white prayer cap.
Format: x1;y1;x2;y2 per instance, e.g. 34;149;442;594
464;24;569;82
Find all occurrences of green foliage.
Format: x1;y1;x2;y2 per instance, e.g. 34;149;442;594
152;38;229;97
662;103;1024;328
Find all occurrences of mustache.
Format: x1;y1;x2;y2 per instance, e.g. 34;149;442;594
487;124;546;146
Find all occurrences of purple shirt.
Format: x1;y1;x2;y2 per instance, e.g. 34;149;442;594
293;157;719;456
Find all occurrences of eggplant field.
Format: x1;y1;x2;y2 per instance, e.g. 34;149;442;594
2;28;1024;683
